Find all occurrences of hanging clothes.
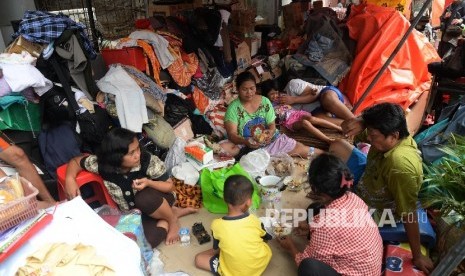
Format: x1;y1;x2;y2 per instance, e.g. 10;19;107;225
54;29;100;99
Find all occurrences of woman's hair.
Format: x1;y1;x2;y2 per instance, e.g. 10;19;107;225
308;153;353;199
223;175;253;206
97;127;138;174
260;79;279;98
362;102;409;139
235;71;256;90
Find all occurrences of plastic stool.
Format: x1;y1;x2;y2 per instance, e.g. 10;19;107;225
56;163;117;208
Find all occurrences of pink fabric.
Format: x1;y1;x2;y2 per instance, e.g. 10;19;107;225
283;110;311;131
264;134;296;155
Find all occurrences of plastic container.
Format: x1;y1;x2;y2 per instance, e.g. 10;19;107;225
0;177;39;232
179;227;190;246
101;47;146;72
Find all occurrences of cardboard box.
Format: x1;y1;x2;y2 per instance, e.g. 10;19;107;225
248;66;282;84
283;3;304;29
235;41;252;73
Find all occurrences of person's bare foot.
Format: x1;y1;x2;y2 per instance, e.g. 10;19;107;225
165;220;180;245
173;206;198;219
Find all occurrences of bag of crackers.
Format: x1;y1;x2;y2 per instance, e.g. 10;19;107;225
0;175;39;231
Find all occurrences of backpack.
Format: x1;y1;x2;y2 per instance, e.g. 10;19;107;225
77;105;113;146
40;85;74;124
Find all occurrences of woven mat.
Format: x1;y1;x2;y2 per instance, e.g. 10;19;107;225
281;126;354;151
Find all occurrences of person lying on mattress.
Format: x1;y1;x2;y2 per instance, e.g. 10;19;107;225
262;80;342;144
219;71;324;158
280;78;355;125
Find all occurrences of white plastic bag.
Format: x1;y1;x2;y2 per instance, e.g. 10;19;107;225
164;137;187;174
239;149;270;179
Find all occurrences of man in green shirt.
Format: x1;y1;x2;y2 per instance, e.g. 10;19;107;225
329;103;434;274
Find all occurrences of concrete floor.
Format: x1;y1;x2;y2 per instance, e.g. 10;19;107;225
158;159;312;275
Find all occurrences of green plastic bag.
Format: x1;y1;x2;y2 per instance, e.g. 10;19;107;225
0;103;41;132
200;163;261;214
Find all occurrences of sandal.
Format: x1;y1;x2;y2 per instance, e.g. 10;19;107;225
192;222;211;245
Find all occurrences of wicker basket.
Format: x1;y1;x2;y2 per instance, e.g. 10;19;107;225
0;177;39;232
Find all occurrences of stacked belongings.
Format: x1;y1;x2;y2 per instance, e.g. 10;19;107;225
9;11;114;179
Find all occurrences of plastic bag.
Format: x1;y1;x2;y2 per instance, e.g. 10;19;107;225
239;149;270;179
266;153;295;177
200;163;261;214
164;137;187;174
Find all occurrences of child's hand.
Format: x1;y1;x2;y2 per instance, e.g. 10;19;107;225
132;178;149;191
279;95;295;105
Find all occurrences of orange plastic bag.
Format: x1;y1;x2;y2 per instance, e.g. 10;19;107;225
339;4;441;115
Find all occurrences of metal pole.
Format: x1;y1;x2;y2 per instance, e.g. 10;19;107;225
351;0;434;114
85;0;99;52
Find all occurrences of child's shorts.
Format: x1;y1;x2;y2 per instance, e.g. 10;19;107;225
312;86;345;115
346;147;367;185
209;254;220;275
283;110;311;131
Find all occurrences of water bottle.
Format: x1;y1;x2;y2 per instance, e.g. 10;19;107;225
179;228;191;246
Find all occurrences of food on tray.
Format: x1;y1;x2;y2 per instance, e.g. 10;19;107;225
254;130;271;144
270;159;292;176
272;222;292;237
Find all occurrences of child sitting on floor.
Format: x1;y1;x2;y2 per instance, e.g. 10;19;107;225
262;81;342;144
195;175;272;276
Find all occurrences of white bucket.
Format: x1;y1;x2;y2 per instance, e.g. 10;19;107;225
257;175;282;210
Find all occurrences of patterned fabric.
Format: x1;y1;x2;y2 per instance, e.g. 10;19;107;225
167;48;199;87
296;192;383;276
207;103;228;139
120;64;167;103
172;177;202;209
192;67;224;100
15;10;96;59
82;154;166;211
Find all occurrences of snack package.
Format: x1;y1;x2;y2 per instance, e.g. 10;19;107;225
0;176;24;204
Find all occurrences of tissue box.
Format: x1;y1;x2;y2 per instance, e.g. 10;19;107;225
185;145;214;165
